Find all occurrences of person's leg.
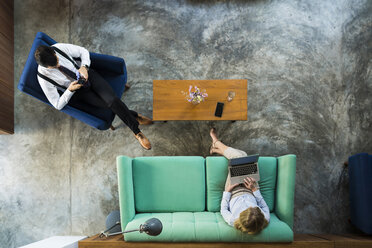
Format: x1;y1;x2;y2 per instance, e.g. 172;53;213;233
223;147;248;159
224;171;232;191
110;98;140;134
70;85;141;134
210;128;233;191
210;128;229;155
87;69;142;134
78;70;151;150
125;109;152;125
209;128;247;159
210;128;249;191
69;87;109;114
89;70;153;126
130;110;138;118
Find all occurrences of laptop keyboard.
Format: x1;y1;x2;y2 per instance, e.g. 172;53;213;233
230;163;258;177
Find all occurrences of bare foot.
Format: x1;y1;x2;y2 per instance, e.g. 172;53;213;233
210;128;218;143
210;146;220;155
209;128;220;154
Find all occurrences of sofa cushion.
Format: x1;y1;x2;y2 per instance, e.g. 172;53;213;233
206;156;277;212
132;156;205;212
124;212;292;242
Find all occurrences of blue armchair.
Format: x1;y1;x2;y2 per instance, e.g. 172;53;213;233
18;32;128;130
348;153;372;234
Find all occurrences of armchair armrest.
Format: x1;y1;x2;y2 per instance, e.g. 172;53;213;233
275;154;296;229
90;52;126;76
117;156;136;231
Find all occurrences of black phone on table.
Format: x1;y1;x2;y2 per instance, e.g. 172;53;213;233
214;102;224;117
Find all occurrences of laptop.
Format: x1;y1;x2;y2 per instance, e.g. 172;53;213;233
229;154;260;185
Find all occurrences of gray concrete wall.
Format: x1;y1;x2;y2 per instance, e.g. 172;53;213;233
0;0;371;247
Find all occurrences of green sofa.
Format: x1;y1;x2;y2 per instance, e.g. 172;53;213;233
117;155;296;242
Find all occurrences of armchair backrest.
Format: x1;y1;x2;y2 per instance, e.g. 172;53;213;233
18;32;57;104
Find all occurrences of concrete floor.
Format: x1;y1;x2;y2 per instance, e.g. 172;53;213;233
0;0;371;247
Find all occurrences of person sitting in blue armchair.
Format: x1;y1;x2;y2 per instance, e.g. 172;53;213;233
34;44;152;150
210;128;270;234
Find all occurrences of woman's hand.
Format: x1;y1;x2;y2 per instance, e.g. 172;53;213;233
68;81;83;92
243;177;258;192
78;66;89;80
225;183;240;192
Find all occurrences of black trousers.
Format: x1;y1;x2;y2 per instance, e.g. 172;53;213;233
69;69;140;134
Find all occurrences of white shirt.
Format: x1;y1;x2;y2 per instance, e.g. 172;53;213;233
220;190;270;226
37;43;91;110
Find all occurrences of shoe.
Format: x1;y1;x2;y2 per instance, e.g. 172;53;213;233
136;114;153;125
134;132;151;150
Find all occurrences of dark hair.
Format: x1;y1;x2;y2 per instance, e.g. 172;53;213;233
34;45;57;67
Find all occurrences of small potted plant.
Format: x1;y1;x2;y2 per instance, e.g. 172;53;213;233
182;85;208;105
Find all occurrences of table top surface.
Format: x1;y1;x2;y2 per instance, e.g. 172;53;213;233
153;79;247;121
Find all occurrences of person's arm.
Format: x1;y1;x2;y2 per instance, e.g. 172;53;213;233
54;43;91;67
243;177;270;222
38;76;82;110
220;191;234;226
253;190;270;222
221;182;239;225
38;76;75;110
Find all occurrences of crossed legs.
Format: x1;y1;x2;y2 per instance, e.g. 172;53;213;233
209;128;229;155
209;128;248;191
69;69;152;150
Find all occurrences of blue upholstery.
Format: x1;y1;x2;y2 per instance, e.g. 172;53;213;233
18;32;127;130
349;153;372;234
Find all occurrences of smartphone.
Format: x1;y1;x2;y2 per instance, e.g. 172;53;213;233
214;102;224;117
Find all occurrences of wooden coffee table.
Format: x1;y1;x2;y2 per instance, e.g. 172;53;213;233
153;79;247;121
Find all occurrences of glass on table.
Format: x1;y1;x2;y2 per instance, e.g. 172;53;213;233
227;91;236;102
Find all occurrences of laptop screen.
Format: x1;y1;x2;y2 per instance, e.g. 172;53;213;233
229;154;259;166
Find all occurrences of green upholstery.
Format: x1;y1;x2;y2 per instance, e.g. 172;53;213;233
206;157;277;212
205;157;228;212
117;155;296;242
124;212;293;242
256;157;278;211
117;156;136;230
275;154;296;229
132;156;206;212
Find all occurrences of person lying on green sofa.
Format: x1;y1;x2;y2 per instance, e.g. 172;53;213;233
210;128;270;234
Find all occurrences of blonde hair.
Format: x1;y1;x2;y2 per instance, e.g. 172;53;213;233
234;207;268;234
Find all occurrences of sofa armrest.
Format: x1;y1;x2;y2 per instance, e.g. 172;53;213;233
117;156;136;231
90;52;126;76
275;154;296;229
